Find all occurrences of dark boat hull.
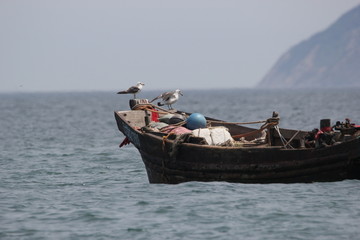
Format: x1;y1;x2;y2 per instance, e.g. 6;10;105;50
115;111;360;184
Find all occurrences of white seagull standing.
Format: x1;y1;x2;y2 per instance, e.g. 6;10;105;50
117;82;144;98
150;89;183;109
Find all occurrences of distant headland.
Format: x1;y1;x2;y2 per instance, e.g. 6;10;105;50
257;4;360;88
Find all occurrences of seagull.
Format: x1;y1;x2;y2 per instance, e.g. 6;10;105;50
117;82;144;98
150;89;183;109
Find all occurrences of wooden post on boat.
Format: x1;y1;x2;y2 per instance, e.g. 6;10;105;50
266;112;280;146
144;110;150;125
267;127;273;146
129;99;137;109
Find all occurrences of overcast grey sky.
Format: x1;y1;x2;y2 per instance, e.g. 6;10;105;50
1;0;360;92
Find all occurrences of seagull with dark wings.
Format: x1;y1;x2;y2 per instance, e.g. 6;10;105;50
150;89;183;109
117;82;144;98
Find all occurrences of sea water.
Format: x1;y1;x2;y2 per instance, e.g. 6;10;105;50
1;89;360;240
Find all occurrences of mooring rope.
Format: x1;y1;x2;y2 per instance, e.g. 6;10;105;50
132;104;170;115
274;125;294;149
207;120;267;125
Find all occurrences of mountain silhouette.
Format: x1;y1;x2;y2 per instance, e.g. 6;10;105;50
258;5;360;88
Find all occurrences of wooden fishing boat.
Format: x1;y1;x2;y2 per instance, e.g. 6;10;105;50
114;99;360;184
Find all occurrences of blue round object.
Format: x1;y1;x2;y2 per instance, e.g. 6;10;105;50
186;113;207;130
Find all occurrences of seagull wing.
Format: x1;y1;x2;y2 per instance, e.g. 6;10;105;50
161;91;175;102
150;90;177;103
126;86;140;94
150;93;161;102
117;86;140;94
150;91;166;102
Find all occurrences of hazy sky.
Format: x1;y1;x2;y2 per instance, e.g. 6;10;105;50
1;0;360;92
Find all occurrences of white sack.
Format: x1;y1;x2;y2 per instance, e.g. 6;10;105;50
192;127;233;145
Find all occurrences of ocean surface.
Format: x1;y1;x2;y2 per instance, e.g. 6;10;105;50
1;89;360;240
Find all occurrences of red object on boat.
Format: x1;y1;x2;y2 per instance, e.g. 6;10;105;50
315;130;324;140
151;110;159;122
320;126;332;132
161;125;192;135
119;137;131;148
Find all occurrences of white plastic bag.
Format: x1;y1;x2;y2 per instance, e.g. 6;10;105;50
192;127;233;145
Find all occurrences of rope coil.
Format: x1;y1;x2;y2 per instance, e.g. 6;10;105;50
132;104;170;114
